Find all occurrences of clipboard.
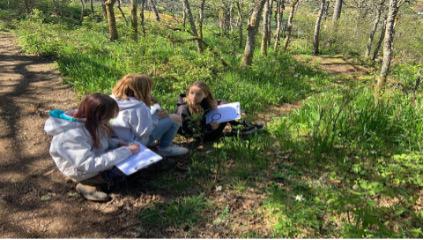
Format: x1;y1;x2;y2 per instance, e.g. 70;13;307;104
116;143;163;175
205;102;241;124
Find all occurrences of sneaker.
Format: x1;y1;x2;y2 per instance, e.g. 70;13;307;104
76;183;111;202
157;144;189;157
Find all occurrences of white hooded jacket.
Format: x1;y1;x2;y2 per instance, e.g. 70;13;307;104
110;96;158;145
44;111;132;182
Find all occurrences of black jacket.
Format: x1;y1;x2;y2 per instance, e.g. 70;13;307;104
176;93;223;138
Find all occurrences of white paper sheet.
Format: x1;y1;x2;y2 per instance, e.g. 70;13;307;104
205;102;241;124
116;143;163;175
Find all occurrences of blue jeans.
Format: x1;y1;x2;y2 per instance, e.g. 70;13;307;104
147;117;180;148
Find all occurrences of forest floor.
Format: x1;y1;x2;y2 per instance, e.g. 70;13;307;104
0;32;374;237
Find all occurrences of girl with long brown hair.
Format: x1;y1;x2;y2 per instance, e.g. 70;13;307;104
45;93;140;202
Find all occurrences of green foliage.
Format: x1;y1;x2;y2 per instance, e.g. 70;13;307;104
265;88;422;237
271;88;423;158
139;195;210;230
15;14;326;113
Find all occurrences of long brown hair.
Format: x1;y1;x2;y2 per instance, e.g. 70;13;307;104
112;74;153;106
74;93;119;148
187;81;217;114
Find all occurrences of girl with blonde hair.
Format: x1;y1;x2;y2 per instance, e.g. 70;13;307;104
111;74;188;157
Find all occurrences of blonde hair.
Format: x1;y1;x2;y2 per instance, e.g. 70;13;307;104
187;81;217;114
112;74;153;106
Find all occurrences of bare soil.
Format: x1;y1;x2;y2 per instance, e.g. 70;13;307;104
0;32;151;238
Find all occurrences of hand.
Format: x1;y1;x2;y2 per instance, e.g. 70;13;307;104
128;144;140;154
169;114;182;125
210;122;219;130
156;110;168;119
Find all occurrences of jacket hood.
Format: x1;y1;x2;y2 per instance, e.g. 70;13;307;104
44;109;84;136
111;95;145;110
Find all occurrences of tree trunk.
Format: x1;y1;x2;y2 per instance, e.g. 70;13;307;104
150;0;161;21
372;18;386;61
332;0;343;26
199;0;206;42
260;0;270;55
80;0;85;22
267;0;273;46
131;0;138;39
183;0;203;52
313;0;326;55
241;0;267;66
365;0;385;58
283;0;299;50
219;2;231;35
323;0;329;21
229;0;234;31
102;0;108;20
376;0;399;92
90;0;94;15
117;0;128;25
273;0;285;51
140;0;146;35
236;0;243;48
105;0;118;41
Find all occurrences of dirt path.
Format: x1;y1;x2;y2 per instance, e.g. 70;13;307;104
0;32;148;238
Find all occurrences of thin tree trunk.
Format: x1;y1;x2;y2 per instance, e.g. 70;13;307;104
267;0;273;46
372;18;387;61
182;3;187;29
273;0;285;51
80;0;85;21
313;0;326;55
102;0;108;19
332;0;343;26
90;0;94;15
376;0;399;92
323;0;329;21
283;0;299;50
230;0;234;31
236;0;243;48
261;0;270;55
199;0;206;42
117;0;128;25
219;1;231;35
140;0;146;35
106;0;118;41
131;0;138;39
150;0;161;21
241;0;267;66
365;0;385;58
183;0;203;52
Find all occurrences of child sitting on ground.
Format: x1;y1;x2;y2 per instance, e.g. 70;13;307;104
110;73;188;157
176;81;263;142
44;93;140;202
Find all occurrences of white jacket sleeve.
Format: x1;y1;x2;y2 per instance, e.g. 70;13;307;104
55;134;132;181
129;105;155;140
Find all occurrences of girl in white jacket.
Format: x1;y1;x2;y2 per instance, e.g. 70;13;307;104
110;74;188;157
44;93;140;202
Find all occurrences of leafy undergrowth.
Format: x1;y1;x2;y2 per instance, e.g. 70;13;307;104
12;5;423;238
15;8;329;114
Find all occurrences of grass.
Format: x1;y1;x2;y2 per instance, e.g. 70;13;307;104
5;2;423;238
139;194;211;235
